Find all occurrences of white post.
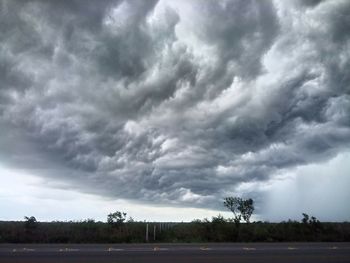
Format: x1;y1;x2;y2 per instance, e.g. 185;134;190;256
146;223;149;242
153;225;156;241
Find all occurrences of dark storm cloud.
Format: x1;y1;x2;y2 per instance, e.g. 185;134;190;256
193;0;278;79
298;0;325;7
0;0;349;210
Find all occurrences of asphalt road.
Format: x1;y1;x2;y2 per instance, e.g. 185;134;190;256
0;243;349;263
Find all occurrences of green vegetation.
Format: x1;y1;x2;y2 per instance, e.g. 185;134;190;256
0;213;350;243
0;198;349;243
0;214;349;243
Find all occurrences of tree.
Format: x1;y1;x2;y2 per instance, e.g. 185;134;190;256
24;216;38;242
223;197;254;224
301;213;322;231
302;213;309;224
107;211;127;228
224;197;242;226
240;198;254;223
127;216;135;223
24;216;37;231
212;214;226;224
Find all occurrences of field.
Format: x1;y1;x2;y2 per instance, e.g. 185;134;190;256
1;219;349;243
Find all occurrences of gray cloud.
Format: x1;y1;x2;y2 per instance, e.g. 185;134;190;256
0;0;349;213
297;0;325;7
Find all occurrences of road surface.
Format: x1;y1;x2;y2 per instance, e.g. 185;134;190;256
0;242;349;263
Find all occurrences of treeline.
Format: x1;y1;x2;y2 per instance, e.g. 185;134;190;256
0;215;349;243
0;219;152;243
166;216;350;242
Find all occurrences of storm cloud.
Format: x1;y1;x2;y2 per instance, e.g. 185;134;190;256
0;0;349;212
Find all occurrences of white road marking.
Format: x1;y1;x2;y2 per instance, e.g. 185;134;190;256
108;248;124;251
12;248;36;252
23;248;35;251
243;247;256;251
153;247;169;251
329;246;338;250
5;244;350;253
59;248;80;252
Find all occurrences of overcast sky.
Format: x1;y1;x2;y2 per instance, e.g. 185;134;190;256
0;0;349;222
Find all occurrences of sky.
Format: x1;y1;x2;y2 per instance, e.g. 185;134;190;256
0;0;349;222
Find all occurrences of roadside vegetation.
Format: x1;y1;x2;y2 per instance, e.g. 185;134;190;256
1;196;349;243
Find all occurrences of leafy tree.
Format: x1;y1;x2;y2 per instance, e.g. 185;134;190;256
107;211;127;228
211;214;226;224
302;213;309;224
127;216;135;223
310;216;322;231
240;198;254;223
224;197;254;224
224;197;242;226
24;216;38;242
24;216;37;231
301;213;322;232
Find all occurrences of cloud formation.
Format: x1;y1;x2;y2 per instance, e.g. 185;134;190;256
0;0;349;212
